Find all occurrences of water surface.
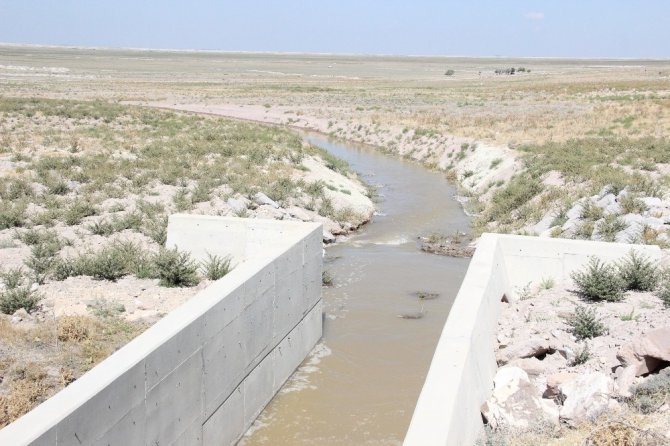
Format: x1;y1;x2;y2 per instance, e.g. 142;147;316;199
240;133;470;445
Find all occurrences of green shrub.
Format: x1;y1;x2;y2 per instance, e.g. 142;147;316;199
87;219;116;236
63;199;97;225
85;247;129;281
571;257;625;302
617;250;658;291
153;247;199;287
0;286;42;314
655;274;670;307
0;269;42;314
1;178;34;200
24;242;60;284
568;305;607;339
0;201;27;229
627;371;670;414
14;228;62;248
201;253;232;280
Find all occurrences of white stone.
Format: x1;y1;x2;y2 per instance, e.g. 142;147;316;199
253;192;279;209
481;367;559;430
559;372;615;426
226;197;247;213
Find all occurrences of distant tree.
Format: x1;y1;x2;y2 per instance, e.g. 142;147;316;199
444;69;455;76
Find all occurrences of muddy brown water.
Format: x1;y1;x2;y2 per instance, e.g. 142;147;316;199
239;133;470;445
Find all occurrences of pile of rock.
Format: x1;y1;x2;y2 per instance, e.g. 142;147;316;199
482;327;670;429
531;186;670;243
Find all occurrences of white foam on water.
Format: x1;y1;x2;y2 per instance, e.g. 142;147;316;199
279;342;332;394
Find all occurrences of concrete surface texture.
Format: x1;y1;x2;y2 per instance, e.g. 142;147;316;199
0;215;323;446
403;234;661;446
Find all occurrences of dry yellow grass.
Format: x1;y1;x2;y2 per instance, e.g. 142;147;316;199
0;316;146;428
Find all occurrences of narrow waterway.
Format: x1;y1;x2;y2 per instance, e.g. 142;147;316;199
240;133;471;445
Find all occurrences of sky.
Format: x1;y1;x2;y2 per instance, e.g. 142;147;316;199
0;1;668;58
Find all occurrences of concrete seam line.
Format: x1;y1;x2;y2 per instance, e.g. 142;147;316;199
202;297;323;426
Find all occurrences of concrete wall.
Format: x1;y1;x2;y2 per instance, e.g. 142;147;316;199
404;234;661;446
0;215;323;446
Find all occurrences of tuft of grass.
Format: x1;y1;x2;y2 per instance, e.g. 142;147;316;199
86;298;126;319
567;305;607;339
200;253;232;280
572;342;591;366
63;199;97;225
580;200;604;221
481;174;543;224
619;194;648;215
571;257;625;302
597;214;628;242
540;277;555;290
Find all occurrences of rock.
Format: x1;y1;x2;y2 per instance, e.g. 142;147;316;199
226;197;247;213
617;327;670;375
641;197;663;208
566;202;583;221
544;372;577;399
11;308;31;322
511;352;566;377
30;282;39;292
253;192;279;209
559;372;616;426
615;327;670;396
621;213;665;230
67;180;81;191
481;367;559;430
497;337;551;365
287;206;312;222
255;206;286;220
596;193;616;209
322;230;336;243
532;212;556;234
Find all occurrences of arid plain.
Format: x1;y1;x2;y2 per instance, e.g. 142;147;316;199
2;45;670;444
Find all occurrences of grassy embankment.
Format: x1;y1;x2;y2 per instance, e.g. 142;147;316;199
0;97;367;427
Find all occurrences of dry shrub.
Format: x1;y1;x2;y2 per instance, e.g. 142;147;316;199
0;364;54;428
585;422;635;446
584;420;667;446
57;316;93;342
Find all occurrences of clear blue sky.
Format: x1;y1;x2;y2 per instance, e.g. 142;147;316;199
0;1;668;58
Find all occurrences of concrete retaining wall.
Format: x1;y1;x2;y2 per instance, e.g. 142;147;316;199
404;234;661;446
0;215;323;446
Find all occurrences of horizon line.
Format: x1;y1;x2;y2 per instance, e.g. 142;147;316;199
1;41;669;62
